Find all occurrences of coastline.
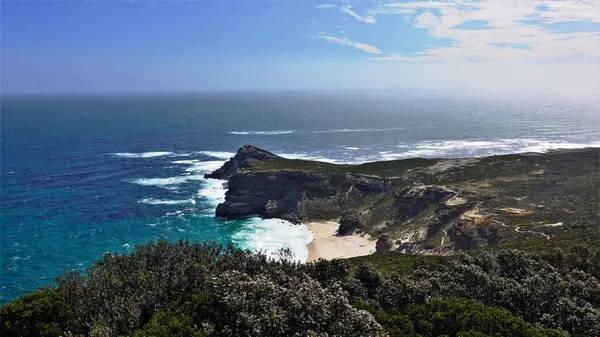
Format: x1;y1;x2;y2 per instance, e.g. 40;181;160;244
305;221;376;262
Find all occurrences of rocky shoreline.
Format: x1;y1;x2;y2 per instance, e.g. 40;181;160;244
206;145;599;255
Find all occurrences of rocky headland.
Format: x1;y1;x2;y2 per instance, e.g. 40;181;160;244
206;145;599;255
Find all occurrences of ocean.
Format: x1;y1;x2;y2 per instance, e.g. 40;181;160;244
1;91;599;304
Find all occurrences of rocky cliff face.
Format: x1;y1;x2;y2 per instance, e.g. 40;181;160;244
210;145;395;222
206;146;600;255
215;170;337;220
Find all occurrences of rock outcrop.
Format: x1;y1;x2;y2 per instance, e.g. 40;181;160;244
376;235;394;252
338;211;365;235
393;186;455;220
209;146;396;221
204;145;281;180
215;170;336;220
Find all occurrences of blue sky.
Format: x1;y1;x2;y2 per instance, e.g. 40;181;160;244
2;0;599;94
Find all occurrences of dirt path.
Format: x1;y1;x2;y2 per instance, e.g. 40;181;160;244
495;220;550;240
441;229;448;246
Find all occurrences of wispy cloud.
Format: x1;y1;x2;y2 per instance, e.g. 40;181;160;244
315;4;336;9
341;6;376;24
305;19;318;24
305;34;382;54
368;0;600;62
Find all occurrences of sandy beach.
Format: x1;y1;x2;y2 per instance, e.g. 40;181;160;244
305;221;376;262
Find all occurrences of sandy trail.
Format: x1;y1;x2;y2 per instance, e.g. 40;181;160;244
495;220;550;240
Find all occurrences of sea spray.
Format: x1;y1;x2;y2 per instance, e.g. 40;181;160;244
230;218;313;263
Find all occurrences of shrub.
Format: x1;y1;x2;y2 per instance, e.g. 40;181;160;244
357;298;569;337
0;289;80;337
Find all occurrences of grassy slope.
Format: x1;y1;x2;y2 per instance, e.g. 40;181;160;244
249;148;599;252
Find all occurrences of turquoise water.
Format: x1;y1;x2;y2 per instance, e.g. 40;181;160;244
1;92;599;304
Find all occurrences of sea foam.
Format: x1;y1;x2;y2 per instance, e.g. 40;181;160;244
197;179;226;207
228;128;408;135
132;175;205;187
195;151;235;160
112;151;174;158
392;139;600;159
282;138;600;165
138;198;196;205
230;217;313;263
229;130;294;135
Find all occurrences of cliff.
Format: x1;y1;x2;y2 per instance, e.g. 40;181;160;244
207;145;600;254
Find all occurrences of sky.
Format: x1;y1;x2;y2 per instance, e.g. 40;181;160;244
1;0;599;94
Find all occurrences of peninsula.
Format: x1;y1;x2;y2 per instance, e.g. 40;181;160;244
207;145;600;256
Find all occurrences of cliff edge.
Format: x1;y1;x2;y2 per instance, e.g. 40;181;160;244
207;146;600;254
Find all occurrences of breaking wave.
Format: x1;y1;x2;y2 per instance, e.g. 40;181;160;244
230;218;313;263
111;151;174;158
138;198;197;205
229;130;295;135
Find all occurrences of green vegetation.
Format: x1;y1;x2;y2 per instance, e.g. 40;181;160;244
2;240;598;336
0;289;81;337
244;148;599;252
355;298;568;337
249;157;438;179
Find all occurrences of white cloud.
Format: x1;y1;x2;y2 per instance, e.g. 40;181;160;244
384;1;455;10
305;19;318;24
302;1;598;93
306;34;382;54
532;0;600;23
315;4;336;9
369;0;600;62
341;6;376;24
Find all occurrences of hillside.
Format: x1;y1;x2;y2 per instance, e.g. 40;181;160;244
207;145;600;254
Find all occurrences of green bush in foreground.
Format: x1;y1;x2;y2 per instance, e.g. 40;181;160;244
355;298;568;337
0;289;80;337
0;240;598;336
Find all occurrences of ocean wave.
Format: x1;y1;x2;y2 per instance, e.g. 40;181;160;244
228;128;408;136
132;175;205;187
230;217;313;263
195;151;235;160
197;179;227;207
138;198;197;205
172;160;224;173
229;130;295;135
280;139;600;165
111;151;199;158
278;153;345;164
392;139;600;159
312;127;406;134
112;151;174;158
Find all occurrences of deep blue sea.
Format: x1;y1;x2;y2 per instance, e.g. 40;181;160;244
1;91;599;304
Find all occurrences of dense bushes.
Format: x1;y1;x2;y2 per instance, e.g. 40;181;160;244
0;289;80;336
1;240;598;336
355;298;568;337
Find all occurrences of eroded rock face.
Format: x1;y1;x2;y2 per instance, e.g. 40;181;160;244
376;235;394;252
350;175;391;194
393;186;455;220
448;221;502;250
338;211;364;235
215;170;336;219
207;146;395;221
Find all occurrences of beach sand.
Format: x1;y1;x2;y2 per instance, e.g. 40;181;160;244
305;221;376;262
